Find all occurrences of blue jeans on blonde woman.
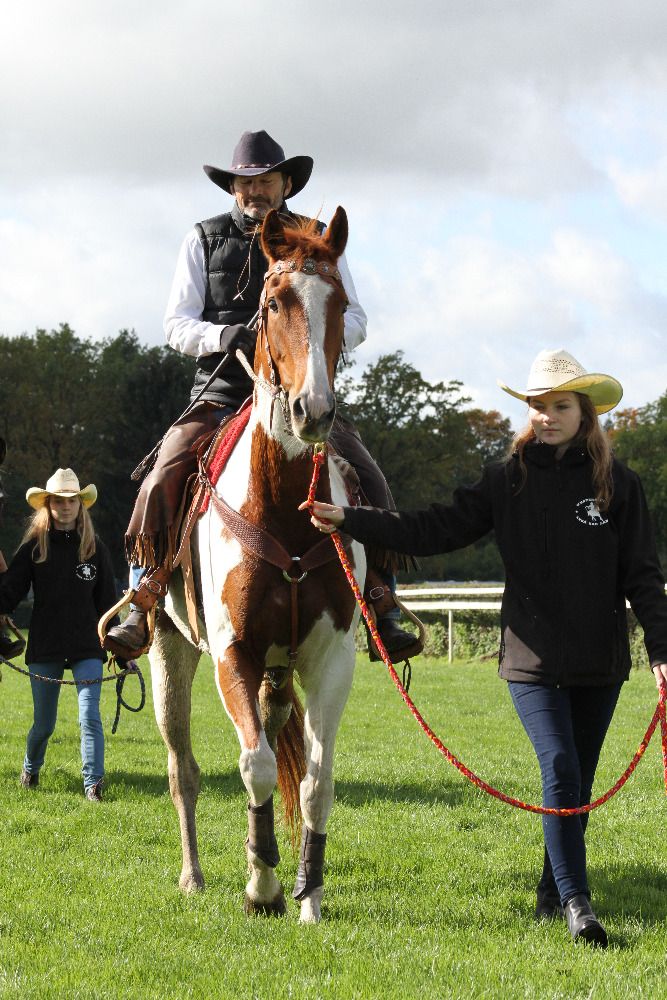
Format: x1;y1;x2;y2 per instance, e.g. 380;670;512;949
24;658;105;792
508;680;622;906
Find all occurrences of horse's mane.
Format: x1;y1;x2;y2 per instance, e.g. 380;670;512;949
269;214;337;265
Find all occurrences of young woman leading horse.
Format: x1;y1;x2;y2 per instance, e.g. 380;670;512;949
146;207;365;922
307;348;667;948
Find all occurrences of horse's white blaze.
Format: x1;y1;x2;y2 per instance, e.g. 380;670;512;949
290;272;333;418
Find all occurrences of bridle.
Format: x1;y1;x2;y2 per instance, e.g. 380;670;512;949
235;256;347;432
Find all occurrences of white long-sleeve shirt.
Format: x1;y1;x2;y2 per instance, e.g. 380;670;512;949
164;227;367;360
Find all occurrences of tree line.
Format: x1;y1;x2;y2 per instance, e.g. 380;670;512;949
0;326;665;581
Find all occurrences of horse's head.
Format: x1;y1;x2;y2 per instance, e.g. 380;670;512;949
258;207;349;444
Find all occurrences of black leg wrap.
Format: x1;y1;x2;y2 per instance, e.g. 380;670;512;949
292;826;327;901
247;797;280;869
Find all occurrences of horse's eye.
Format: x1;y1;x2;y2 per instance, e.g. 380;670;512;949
268;298;279;313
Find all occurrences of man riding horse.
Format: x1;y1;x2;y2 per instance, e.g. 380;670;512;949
104;129;421;663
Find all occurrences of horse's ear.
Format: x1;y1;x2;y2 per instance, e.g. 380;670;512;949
260;209;286;261
323;206;348;259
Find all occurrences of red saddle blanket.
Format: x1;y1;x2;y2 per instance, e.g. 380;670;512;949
200;403;252;514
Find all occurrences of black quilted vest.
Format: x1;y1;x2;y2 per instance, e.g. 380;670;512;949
190;201;267;406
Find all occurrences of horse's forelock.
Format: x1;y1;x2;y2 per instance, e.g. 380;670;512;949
268;218;338;267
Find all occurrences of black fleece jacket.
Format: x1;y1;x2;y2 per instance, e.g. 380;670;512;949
343;443;667;686
0;529;118;664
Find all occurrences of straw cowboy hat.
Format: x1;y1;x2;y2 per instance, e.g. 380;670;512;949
203;130;313;198
26;468;97;510
498;349;623;415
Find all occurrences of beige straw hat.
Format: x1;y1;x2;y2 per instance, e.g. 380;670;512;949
497;349;623;415
26;468;97;510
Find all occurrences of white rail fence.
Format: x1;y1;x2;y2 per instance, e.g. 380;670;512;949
395;586;662;664
395;587;502;663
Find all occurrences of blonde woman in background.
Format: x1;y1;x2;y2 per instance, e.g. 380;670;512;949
0;469;118;801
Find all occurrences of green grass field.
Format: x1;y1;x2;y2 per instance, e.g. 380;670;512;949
0;647;665;999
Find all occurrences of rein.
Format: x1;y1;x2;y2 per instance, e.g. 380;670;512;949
305;447;667;815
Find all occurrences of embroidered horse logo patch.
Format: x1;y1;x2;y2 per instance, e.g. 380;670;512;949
575;498;608;527
76;562;97;581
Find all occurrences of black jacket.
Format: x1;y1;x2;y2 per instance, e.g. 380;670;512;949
0;529;118;664
343;443;667;686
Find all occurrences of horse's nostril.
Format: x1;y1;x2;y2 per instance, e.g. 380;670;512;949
292;398;305;422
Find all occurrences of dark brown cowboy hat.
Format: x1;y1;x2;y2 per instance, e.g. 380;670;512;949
203;130;313;198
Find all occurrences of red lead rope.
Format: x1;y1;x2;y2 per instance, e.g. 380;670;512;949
306;447;667;814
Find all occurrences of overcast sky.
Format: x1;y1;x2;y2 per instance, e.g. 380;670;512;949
2;0;667;424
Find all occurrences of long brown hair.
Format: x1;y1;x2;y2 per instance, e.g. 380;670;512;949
19;500;97;564
510;393;614;509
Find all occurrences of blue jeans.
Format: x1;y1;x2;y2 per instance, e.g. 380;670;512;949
24;658;105;790
508;680;622;906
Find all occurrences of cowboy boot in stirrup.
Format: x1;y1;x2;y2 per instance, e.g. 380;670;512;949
365;569;423;662
103;565;171;659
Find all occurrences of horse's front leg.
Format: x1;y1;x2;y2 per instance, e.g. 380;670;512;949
295;635;356;923
216;642;286;916
150;615;204;894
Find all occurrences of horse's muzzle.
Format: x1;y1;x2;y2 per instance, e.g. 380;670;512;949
291;392;336;443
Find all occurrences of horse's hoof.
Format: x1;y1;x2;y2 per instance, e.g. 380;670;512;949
243;889;287;917
298;886;323;924
179;871;205;894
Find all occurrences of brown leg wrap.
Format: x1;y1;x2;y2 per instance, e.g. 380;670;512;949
292;826;327;901
247;797;280;869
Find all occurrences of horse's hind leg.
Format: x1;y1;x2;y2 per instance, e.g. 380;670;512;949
150;614;204;894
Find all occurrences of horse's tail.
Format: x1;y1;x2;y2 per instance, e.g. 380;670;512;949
275;678;306;850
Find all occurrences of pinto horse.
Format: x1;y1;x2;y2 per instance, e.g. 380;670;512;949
149;207;365;922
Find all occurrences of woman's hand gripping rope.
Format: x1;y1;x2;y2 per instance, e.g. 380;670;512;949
300;448;667;811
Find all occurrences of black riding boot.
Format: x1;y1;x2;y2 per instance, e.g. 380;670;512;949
365;569;423;662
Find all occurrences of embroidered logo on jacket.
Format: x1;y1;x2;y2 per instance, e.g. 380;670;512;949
575;498;608;527
76;562;97;581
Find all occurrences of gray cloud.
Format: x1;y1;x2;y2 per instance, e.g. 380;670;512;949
4;1;667;192
2;1;666;418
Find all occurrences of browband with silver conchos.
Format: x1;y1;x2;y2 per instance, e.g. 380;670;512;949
265;258;343;283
